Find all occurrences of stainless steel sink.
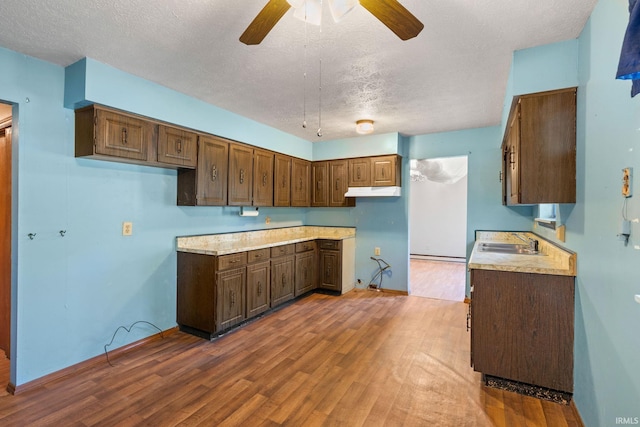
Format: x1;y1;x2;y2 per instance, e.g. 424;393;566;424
476;242;542;255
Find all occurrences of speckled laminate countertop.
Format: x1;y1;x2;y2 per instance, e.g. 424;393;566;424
468;231;576;276
176;226;356;256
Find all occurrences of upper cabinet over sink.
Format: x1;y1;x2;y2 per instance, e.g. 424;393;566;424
502;88;576;205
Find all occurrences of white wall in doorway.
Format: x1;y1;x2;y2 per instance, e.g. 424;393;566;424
409;156;467;258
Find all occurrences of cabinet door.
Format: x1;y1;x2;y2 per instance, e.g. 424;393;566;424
216;267;246;331
177;252;216;334
197;135;229;205
271;255;295;306
157;125;198;168
329;160;354;207
471;269;574;392
228;143;254;206
311;161;329;207
507;105;521;205
319;249;341;291
295;250;317;296
274;154;291;207
372;155;398;186
95;109;152;161
348;158;371;187
247;261;270;318
253;149;274;207
291;158;311;207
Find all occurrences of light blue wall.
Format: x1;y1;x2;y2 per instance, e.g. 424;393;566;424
532;1;640;424
1;47;316;386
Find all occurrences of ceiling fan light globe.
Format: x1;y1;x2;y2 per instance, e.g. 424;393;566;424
328;0;358;22
292;0;322;26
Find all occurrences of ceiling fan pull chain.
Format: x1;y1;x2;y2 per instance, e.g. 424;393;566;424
317;3;323;138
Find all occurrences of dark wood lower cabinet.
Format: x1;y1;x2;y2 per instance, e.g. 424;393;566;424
247;260;270;318
177;239;348;339
318;240;342;291
271;250;295;307
470;269;575;393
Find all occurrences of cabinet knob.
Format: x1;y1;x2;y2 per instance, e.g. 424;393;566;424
356;167;361;179
510;150;516;170
263;172;268;186
121;127;128;145
499;171;503;183
240;169;245;184
211;165;218;181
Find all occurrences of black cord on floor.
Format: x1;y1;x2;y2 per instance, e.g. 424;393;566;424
104;321;163;367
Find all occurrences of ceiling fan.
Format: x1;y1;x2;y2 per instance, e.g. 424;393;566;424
239;0;424;45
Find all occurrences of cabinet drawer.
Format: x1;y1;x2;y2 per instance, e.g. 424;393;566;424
271;244;295;258
295;241;317;253
217;252;247;270
318;240;341;250
248;248;270;263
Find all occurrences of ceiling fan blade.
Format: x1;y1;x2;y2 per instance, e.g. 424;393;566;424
359;0;424;41
240;0;291;45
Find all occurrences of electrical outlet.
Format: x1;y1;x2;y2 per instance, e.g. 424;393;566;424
374;247;381;256
265;216;271;225
622;167;633;197
122;222;133;236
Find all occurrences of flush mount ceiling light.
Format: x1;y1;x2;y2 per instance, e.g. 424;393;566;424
356;119;374;134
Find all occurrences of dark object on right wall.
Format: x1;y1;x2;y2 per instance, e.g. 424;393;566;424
616;0;640;96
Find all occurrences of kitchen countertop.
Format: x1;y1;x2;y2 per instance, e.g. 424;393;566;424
177;226;356;256
468;231;576;276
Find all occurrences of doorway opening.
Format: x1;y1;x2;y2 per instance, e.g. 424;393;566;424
0;101;12;394
409;156;467;301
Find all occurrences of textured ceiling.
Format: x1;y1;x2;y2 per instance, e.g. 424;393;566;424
0;0;597;141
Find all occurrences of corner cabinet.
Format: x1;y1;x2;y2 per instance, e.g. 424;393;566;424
502;87;576;205
470;269;575;393
318;240;342;291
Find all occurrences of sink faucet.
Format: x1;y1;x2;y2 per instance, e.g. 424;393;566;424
511;233;539;252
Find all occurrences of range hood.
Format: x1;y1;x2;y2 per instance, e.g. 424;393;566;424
344;186;402;197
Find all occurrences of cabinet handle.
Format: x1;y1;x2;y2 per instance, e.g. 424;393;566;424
240;169;245;184
382;168;385;178
335;178;339;191
281;273;286;286
326;265;331;280
263;172;268;186
499;171;503;183
304;267;308;281
282;176;286;188
257;281;262;296
230;290;235;307
211;165;218;181
466;302;471;332
510;150;516;170
356;167;361;179
317;181;321;190
121;127;128;145
229;259;238;264
176;139;182;153
299;177;303;190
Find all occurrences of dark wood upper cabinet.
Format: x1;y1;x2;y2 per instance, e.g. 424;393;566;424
372;155;400;186
157;125;198;168
329;160;355;207
228;143;254;206
348;155;401;187
311;161;329;207
503;87;576;205
76;106;153;163
291;158;311;207
178;135;229;206
274;154;292;207
253;148;274;207
348;157;371;186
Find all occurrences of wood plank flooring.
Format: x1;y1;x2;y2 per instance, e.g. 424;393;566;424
410;258;467;301
0;291;580;426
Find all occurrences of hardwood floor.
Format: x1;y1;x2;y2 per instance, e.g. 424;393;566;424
0;291;580;426
410;258;466;301
0;350;7;398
